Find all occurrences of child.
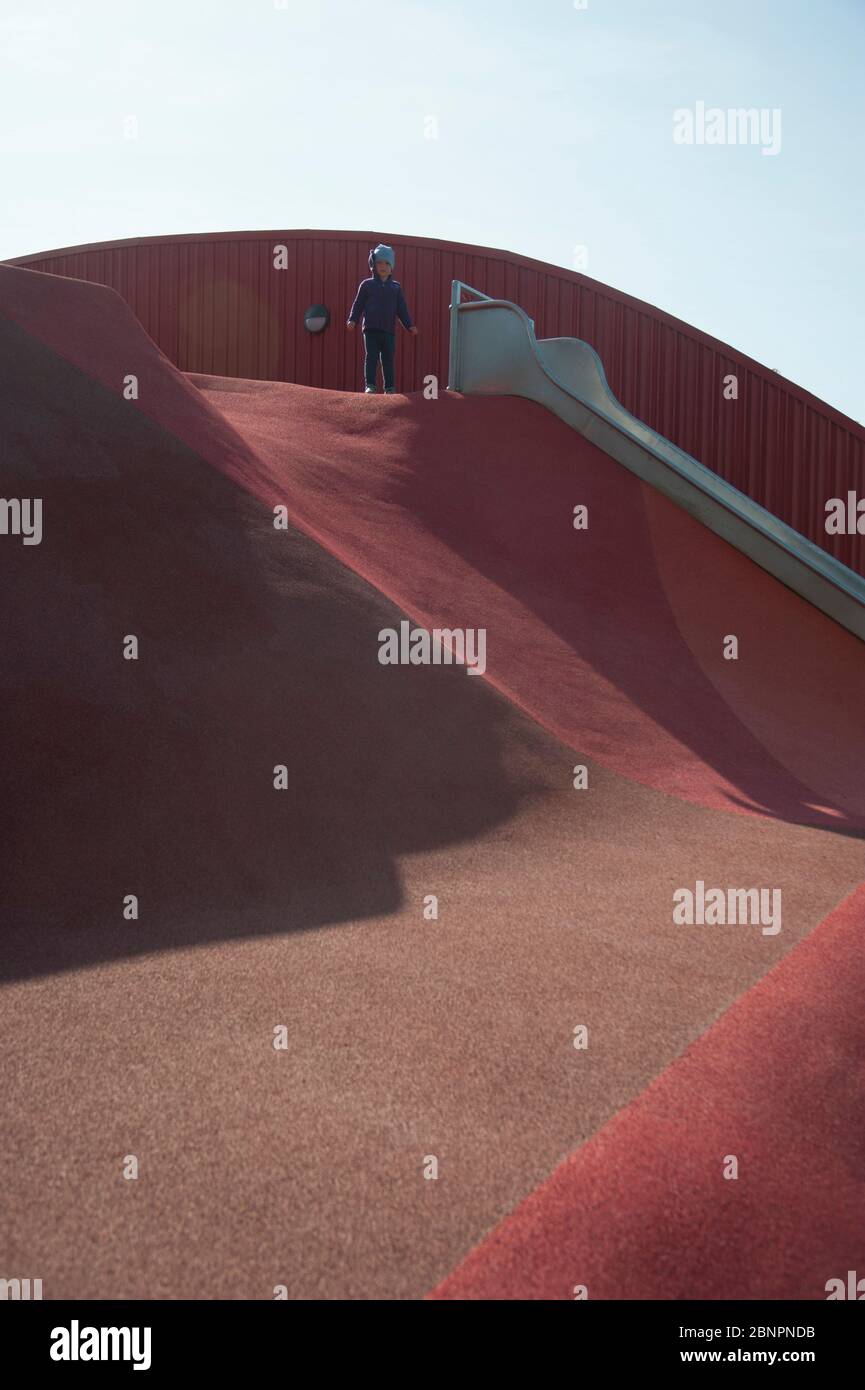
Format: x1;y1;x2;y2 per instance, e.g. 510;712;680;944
346;244;418;393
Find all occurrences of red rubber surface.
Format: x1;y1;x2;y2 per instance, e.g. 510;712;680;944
193;373;865;828
2;262;863;1300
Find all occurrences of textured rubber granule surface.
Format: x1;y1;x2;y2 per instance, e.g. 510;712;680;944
1;264;862;1299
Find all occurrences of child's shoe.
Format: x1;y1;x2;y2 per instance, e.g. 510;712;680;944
364;386;376;393
384;387;396;394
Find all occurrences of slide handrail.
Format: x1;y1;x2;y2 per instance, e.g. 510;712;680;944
448;281;492;389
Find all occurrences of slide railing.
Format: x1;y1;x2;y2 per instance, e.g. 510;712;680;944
446;280;865;642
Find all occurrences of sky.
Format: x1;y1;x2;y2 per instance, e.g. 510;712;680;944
1;0;862;421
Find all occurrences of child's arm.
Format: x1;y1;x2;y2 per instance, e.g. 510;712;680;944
347;281;368;326
396;285;416;332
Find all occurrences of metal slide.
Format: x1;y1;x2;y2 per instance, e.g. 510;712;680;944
447;280;865;642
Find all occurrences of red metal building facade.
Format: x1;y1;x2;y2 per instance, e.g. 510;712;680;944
8;228;864;576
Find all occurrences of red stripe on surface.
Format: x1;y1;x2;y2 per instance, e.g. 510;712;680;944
430;882;865;1300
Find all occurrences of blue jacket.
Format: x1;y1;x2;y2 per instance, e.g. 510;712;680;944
348;275;414;333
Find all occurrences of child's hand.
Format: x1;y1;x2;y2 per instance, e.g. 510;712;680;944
409;326;418;335
346;321;356;331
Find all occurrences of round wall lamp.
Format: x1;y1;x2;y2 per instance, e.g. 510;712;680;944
304;304;330;333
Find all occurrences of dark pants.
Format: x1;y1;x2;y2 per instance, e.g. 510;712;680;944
363;328;395;389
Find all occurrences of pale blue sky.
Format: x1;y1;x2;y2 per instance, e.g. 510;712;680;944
1;0;862;420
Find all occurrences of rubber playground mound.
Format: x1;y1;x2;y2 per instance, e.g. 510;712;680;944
1;262;864;1299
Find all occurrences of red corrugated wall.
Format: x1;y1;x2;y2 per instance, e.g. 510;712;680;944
7;228;864;576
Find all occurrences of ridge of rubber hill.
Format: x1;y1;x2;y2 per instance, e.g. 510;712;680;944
3;262;863;830
429;881;865;1301
0;263;276;501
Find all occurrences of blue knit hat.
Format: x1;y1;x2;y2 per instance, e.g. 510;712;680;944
370;243;395;269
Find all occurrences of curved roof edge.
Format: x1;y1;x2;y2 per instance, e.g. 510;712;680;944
5;227;862;437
